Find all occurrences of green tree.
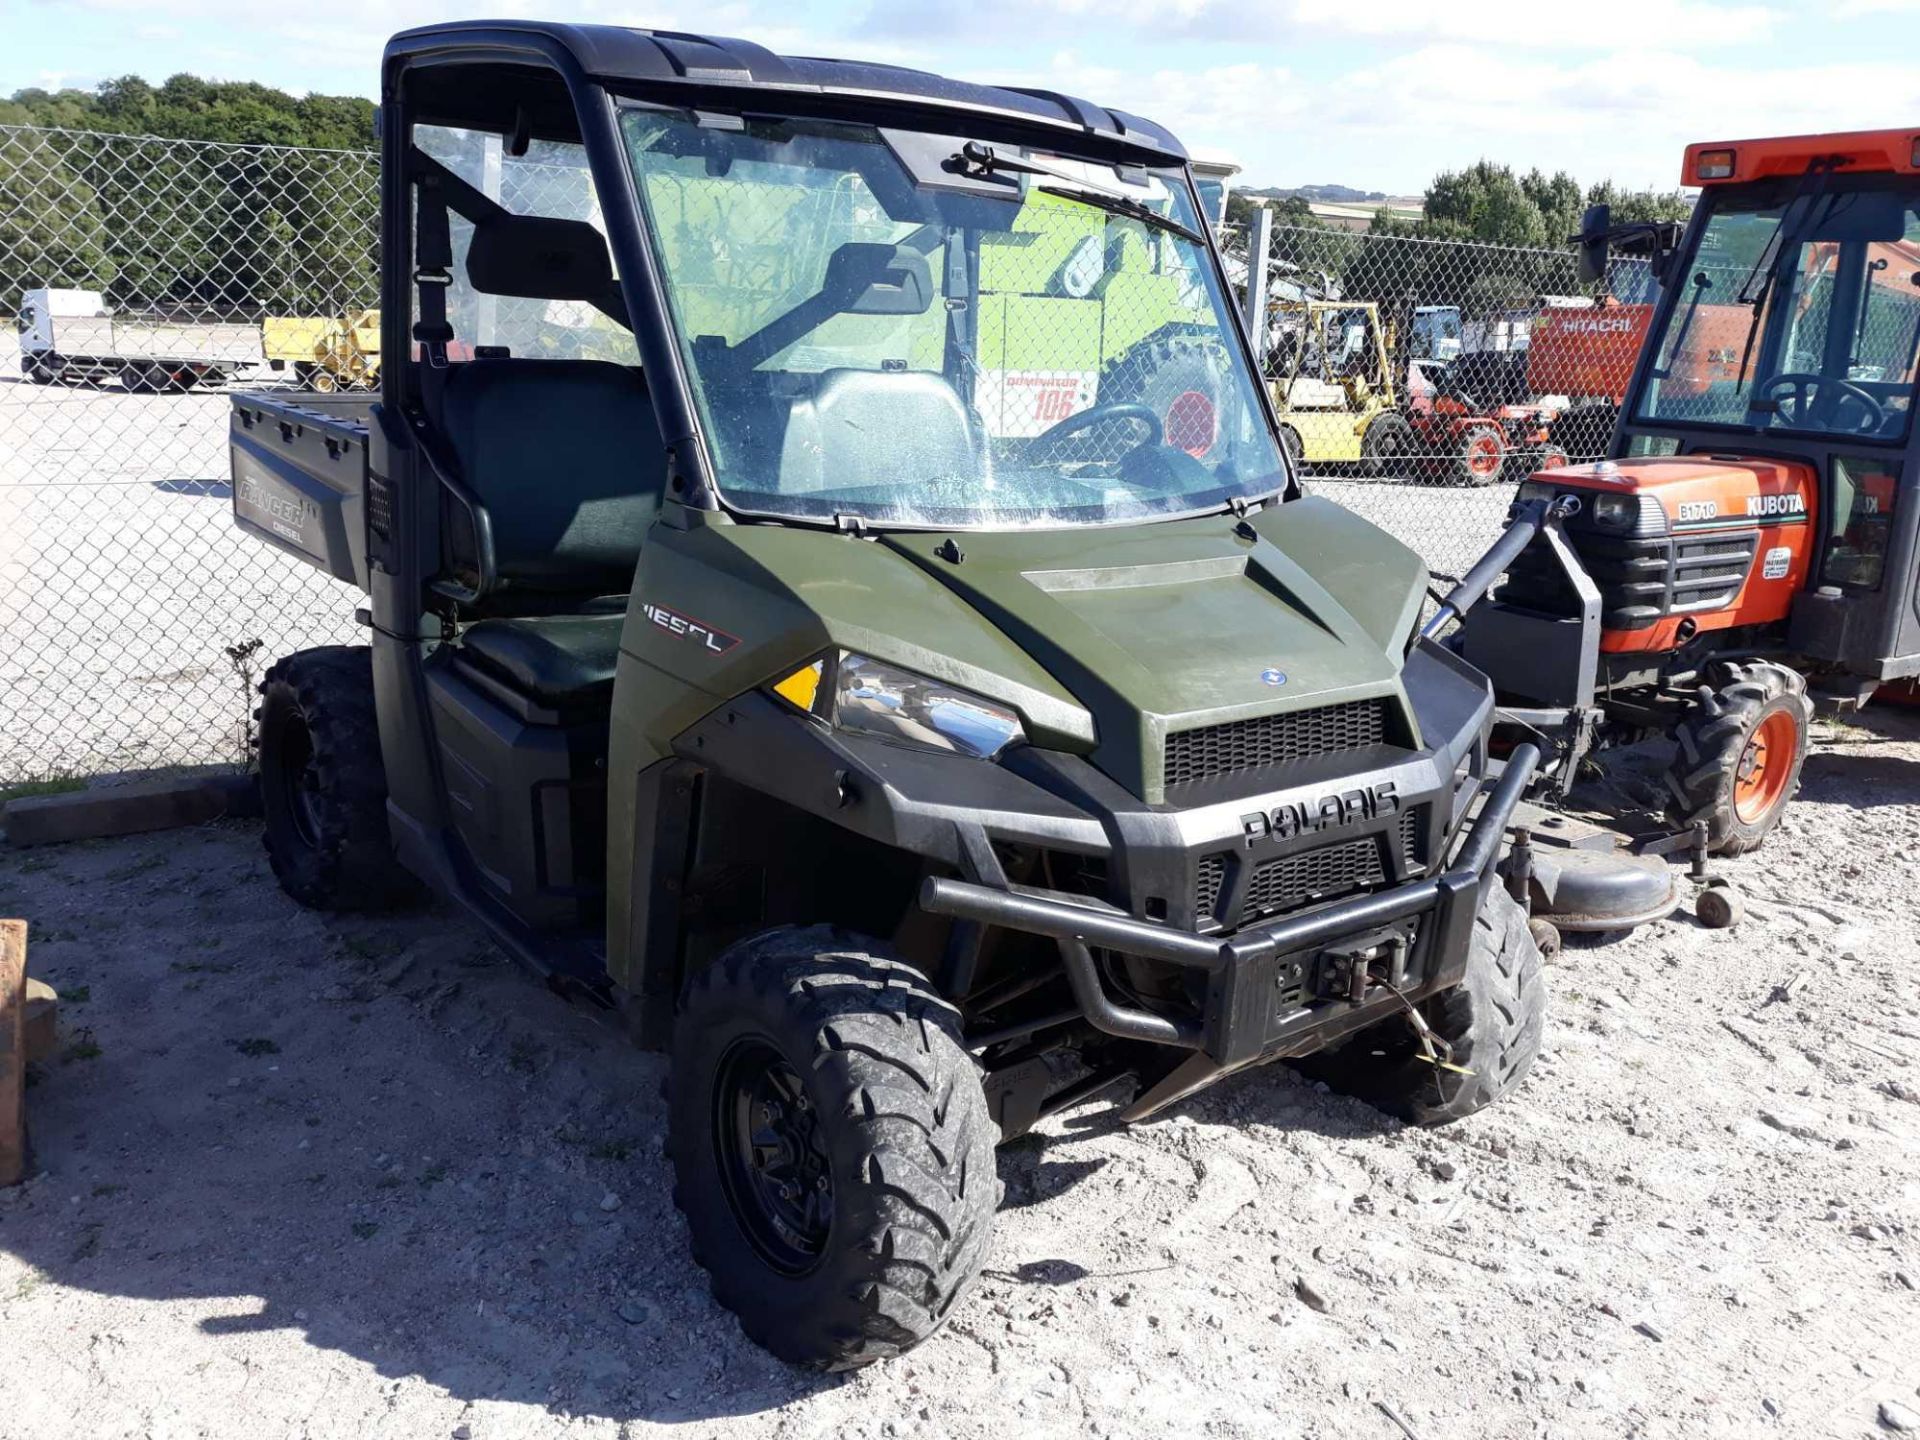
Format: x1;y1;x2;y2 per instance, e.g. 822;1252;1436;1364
0;73;376;315
1584;179;1694;227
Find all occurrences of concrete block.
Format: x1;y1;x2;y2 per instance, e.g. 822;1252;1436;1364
3;772;257;847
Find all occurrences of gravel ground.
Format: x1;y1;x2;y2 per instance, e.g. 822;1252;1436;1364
0;340;1509;783
1;709;1917;1440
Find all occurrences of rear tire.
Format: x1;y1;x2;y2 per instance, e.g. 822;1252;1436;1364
1299;885;1546;1125
1663;660;1812;855
1452;423;1507;487
1102;333;1239;465
668;928;996;1370
255;646;416;911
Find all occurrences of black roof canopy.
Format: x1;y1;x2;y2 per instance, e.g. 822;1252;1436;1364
385;19;1189;163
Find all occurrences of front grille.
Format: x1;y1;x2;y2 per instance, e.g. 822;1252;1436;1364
1196;808;1425;925
1498;524;1758;631
1165;700;1388;788
1242;833;1387;916
1195;855;1227;916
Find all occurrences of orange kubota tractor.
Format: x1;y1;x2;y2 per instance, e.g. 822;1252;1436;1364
1450;127;1920;854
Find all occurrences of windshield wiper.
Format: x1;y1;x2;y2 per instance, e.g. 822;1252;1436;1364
1735;160;1838;392
950;140;1205;245
1037;183;1204;245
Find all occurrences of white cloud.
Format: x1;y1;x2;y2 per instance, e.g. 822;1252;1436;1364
1039;43;1920;192
1288;0;1781;48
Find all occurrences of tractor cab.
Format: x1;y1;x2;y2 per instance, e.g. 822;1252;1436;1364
1459;127;1920;852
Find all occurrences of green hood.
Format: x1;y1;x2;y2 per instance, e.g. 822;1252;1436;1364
879;496;1426;799
626;496;1427;804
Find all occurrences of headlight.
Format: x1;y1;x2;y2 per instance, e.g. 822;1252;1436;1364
769;652;1026;761
1591;493;1638;530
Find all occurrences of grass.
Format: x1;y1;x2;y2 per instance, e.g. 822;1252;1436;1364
91;1183;124;1198
56;985;90;1004
507;1036;543;1075
351;1221;380;1241
60;1031;102;1063
233;1037;280;1057
588;1138;638;1163
0;774;85;812
419;1164;448;1189
170;960;235;975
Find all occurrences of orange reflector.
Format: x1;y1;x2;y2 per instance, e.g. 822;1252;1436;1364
1696;148;1736;180
772;660;824;713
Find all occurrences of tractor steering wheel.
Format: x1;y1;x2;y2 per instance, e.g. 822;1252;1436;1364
1029;401;1164;461
1757;372;1887;433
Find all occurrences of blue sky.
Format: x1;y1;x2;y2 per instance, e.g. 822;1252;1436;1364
5;0;1918;193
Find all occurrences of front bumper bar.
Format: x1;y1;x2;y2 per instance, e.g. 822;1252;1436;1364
921;744;1539;1066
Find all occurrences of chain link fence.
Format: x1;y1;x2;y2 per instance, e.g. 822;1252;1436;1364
2;121;1662;782
1221;218;1660;581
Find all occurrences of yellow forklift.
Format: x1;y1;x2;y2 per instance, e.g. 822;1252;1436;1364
1263;299;1414;474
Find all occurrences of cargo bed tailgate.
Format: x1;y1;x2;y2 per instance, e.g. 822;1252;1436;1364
230;393;373;588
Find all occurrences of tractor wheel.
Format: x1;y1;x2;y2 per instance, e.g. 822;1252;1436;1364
24;359;53;384
1507;443;1570;482
1102;333;1237;465
1452;424;1508;487
255;646;417;911
1360;411;1415;479
1549;403;1618;465
1296;884;1545;1126
668;927;996;1369
1663;661;1812;855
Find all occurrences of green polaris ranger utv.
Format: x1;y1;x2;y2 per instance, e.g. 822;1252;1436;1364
230;20;1551;1368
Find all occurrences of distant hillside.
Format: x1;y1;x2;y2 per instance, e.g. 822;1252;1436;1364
1241;183;1389;204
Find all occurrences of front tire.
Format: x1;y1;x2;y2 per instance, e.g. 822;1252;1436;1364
1663;660;1812;855
255;646;415;911
1300;885;1546;1125
1360;410;1415;478
668;928;997;1370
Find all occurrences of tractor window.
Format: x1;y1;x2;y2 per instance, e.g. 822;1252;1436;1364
413;124;639;366
1634;183;1920;443
1823;454;1900;590
621;108;1283;529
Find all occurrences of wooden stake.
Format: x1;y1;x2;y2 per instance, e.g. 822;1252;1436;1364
1;920;27;1187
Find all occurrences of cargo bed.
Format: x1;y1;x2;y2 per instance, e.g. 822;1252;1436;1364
229;392;376;588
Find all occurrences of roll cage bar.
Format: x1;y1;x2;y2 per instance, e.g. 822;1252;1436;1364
379;24;1298;521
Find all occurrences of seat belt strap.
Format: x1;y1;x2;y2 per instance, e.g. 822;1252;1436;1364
412;173;455;426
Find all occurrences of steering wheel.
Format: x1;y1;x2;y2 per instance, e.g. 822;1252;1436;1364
1757;372;1886;433
1029;401;1163;461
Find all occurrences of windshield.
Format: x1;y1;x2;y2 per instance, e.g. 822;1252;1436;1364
619;110;1284;528
1634;179;1920;443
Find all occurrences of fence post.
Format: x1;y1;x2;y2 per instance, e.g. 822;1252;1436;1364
1242;203;1272;350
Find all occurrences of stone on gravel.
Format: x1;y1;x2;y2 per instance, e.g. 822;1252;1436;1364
1293;1276;1330;1314
1879;1399;1920;1432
